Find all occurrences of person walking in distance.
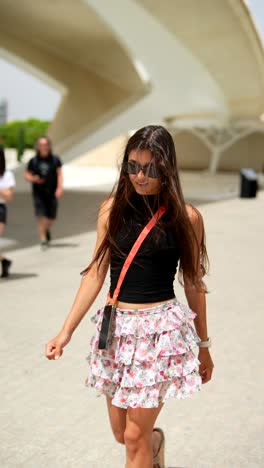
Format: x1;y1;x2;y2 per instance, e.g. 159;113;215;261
25;136;63;249
0;146;15;277
45;126;214;468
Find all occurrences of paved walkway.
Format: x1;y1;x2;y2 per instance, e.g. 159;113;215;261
1;165;240;253
1;189;264;468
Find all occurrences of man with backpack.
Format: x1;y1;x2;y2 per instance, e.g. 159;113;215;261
25;136;63;249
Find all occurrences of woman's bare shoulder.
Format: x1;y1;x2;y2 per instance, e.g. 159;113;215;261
100;196;114;211
185;203;204;226
185;203;205;245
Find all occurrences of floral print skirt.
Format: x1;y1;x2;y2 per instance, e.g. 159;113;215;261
85;298;202;409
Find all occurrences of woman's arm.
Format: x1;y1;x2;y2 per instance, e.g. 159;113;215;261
0;187;14;202
184;286;208;341
184;205;214;384
45;199;112;360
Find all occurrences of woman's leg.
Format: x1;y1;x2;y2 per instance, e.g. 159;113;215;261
106;396;127;444
124;404;164;468
0;223;5;260
0;222;12;277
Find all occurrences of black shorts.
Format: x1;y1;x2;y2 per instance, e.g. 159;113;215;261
0;204;7;224
33;194;58;220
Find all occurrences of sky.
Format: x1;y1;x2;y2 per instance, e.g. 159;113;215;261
0;0;263;122
0;58;61;121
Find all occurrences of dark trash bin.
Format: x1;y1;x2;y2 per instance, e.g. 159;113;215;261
240;168;258;198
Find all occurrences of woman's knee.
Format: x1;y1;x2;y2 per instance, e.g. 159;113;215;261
112;428;125;445
124;425;147;452
106;397;126;445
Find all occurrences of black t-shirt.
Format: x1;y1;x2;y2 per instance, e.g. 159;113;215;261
27;154;62;196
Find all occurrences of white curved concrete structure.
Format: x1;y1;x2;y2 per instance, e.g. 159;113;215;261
1;0;264;171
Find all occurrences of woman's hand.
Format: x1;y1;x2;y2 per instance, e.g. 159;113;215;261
45;330;72;360
0;187;14;202
198;348;214;384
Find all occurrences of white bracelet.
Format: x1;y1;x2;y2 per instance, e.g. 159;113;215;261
197;337;212;348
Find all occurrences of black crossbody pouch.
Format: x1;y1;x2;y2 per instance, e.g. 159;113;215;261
98;304;116;350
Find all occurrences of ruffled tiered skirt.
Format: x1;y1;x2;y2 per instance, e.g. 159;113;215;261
85;298;202;408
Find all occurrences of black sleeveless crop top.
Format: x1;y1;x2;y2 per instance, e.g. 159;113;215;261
109;193;180;303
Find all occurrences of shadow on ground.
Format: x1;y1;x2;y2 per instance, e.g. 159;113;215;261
0;273;38;283
2;189;237;253
48;242;80;248
2;190;107;253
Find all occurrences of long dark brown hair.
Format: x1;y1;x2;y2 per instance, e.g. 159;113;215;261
0;146;6;177
82;125;209;292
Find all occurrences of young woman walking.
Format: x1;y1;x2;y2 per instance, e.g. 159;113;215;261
46;125;214;468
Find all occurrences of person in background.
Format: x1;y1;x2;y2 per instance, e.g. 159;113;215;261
0;146;15;277
25;136;63;250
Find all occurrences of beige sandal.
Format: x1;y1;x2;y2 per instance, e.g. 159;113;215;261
153;427;165;468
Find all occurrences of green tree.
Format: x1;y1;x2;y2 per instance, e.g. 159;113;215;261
0;119;50;159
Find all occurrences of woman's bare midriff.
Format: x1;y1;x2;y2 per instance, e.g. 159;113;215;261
116;297;175;310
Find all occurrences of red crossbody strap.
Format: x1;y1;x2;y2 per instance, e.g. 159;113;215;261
108;204;167;305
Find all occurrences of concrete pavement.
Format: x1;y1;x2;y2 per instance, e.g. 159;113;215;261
0;188;264;467
1;166;240;253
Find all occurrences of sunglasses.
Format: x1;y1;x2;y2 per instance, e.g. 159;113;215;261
122;160;161;179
